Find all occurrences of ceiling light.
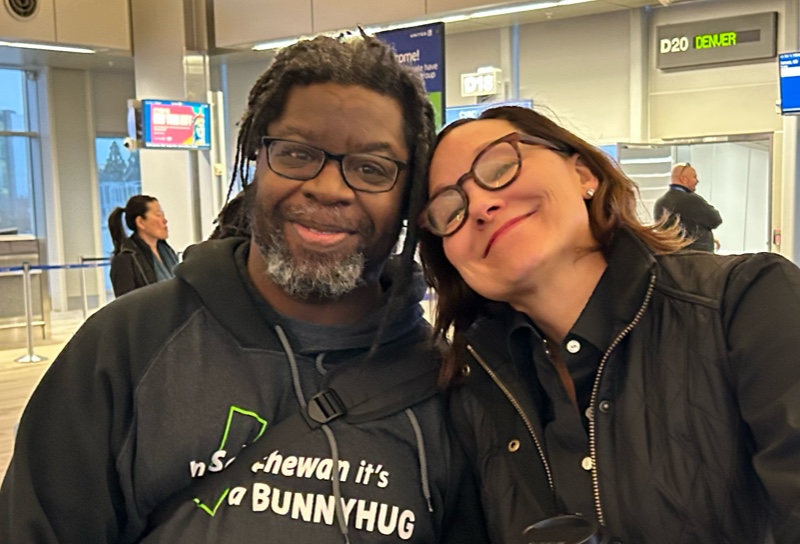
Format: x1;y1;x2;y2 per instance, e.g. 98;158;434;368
251;0;597;51
471;0;596;19
0;40;95;54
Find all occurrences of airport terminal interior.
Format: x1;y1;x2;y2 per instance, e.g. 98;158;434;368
1;0;800;482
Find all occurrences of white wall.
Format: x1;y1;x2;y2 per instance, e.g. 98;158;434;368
221;56;275;185
648;0;786;139
92;71;136;135
519;10;631;144
408;10;633;145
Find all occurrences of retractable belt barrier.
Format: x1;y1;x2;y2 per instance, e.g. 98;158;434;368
0;260;110;364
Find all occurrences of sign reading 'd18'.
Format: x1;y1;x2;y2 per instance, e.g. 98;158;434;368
656;12;776;70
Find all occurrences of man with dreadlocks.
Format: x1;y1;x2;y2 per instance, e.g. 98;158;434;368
0;34;489;543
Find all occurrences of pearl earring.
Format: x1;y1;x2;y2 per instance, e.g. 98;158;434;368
585;188;595;198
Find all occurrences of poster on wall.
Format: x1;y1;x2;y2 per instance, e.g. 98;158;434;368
141;99;211;150
376;23;445;130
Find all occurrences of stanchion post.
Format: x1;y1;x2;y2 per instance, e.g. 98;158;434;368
15;261;47;364
79;258;89;320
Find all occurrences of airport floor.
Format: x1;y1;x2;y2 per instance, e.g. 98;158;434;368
0;311;83;483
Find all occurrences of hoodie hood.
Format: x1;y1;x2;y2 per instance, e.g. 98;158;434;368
176;237;427;355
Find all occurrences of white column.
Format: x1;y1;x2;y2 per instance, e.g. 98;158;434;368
130;0;214;252
781;0;800;262
628;8;649;143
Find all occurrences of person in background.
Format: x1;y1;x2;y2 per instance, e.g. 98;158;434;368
0;33;488;543
653;162;722;252
419;106;800;544
108;194;179;296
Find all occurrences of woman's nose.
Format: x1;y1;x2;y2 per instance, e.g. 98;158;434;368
467;187;505;226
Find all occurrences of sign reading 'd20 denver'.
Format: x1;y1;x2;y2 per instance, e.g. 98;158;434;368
657;12;776;70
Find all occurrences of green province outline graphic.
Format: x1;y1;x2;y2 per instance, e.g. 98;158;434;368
193;405;268;516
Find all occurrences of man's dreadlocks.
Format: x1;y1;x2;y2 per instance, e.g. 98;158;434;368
218;31;436;339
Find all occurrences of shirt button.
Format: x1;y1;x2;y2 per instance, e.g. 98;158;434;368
581;456;594;471
599;400;612;413
566;339;581;353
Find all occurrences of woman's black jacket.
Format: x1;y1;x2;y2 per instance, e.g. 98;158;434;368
450;230;800;544
109;233;178;297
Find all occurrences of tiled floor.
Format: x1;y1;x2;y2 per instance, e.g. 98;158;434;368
0;311;84;484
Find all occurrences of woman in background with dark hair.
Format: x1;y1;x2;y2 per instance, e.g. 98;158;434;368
418;106;800;544
108;194;179;296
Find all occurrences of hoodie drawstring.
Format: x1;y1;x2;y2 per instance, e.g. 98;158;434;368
275;325;350;544
321;425;350;544
404;408;434;513
315;353;327;375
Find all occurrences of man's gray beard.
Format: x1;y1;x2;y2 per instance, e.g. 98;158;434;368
255;226;366;301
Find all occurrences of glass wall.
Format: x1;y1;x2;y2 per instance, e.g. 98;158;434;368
0;69;38;235
95;136;141;293
618;135;772;254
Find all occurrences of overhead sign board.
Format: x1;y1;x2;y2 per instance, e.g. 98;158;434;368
656;12;777;70
460;68;502;97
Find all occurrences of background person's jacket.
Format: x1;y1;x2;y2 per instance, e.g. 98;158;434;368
0;237;488;543
451;229;800;544
653;185;722;252
110;232;179;296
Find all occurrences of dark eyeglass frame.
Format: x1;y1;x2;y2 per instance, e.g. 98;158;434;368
260;136;408;194
678;162;692;177
420;132;569;237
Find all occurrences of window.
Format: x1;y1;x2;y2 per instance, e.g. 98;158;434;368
95;136;141;292
0;69;37;235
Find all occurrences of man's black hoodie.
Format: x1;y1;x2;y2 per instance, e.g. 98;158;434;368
0;237;487;543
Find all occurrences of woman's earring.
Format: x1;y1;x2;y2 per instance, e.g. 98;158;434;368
585;188;595;199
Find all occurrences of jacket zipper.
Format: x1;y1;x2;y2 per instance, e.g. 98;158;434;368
466;345;556;493
587;272;656;526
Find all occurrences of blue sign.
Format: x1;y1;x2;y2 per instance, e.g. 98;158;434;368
377;23;445;129
445;100;533;125
779;51;800;115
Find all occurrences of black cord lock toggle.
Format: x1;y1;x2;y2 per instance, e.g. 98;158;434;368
307;389;346;424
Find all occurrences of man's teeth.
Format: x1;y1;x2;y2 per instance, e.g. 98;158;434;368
308;226;335;234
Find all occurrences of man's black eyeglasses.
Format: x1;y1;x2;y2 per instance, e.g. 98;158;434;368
261;137;407;194
420;132;569;237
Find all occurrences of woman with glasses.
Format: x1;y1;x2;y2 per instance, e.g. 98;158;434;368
418;106;800;544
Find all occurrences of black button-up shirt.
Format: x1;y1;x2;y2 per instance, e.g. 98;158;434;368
506;231;653;521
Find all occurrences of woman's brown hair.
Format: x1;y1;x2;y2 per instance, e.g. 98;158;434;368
418;106;686;387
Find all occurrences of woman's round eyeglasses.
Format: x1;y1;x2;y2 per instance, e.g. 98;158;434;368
420;132;568;237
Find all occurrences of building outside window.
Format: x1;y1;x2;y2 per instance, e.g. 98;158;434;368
0;69;37;235
95;136;141;293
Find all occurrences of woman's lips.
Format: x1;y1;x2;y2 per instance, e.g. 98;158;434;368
483;212;535;258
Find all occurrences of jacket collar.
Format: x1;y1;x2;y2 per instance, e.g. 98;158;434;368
668;183;692;193
570;228;656;354
468;228;657;364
